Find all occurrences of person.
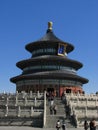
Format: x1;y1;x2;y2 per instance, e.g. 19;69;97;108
90;118;96;130
61;92;65;100
56;120;61;130
62;121;66;130
90;120;93;130
50;95;54;106
92;119;96;130
46;91;49;99
53;104;57;115
84;120;88;130
50;105;53;115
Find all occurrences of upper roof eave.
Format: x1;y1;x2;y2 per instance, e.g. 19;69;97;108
25;31;74;53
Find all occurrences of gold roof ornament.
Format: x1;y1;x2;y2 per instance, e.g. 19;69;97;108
48;21;53;30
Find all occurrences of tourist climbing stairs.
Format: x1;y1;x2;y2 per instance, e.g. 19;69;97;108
45;97;74;128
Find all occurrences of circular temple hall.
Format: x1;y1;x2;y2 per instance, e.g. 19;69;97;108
10;22;88;96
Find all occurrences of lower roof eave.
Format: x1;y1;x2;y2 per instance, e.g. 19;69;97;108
10;73;89;84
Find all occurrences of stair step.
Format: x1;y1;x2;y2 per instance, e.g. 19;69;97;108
45;97;75;128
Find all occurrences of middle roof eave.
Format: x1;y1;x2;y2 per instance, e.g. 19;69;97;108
16;55;83;70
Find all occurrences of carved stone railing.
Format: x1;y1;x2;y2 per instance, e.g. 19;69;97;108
64;93;98;127
0;91;44;118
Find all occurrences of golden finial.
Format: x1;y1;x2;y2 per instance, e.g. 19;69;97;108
48;21;53;30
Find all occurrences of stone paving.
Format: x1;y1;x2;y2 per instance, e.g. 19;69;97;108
0;126;84;130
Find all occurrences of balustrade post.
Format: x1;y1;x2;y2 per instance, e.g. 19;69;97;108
37;91;39;98
25;97;27;106
95;97;97;106
22;91;25;98
31;106;33;117
16;91;18;96
85;106;87;117
18;106;21;117
5;105;8;117
34;97;36;106
6;97;9;105
77;98;79;106
30;91;32;98
15;96;18;106
86;98;88;106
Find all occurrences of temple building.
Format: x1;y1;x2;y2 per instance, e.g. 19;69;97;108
10;22;88;96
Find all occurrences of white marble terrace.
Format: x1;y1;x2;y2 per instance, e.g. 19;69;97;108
64;92;98;127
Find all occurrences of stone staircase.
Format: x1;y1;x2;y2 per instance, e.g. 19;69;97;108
0;92;78;128
45;97;74;128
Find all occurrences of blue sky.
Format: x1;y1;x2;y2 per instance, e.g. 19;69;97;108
0;0;98;94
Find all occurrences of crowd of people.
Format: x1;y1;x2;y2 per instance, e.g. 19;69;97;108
46;91;58;115
46;91;97;130
46;91;66;130
55;118;96;130
56;120;66;130
50;104;57;115
84;119;96;130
